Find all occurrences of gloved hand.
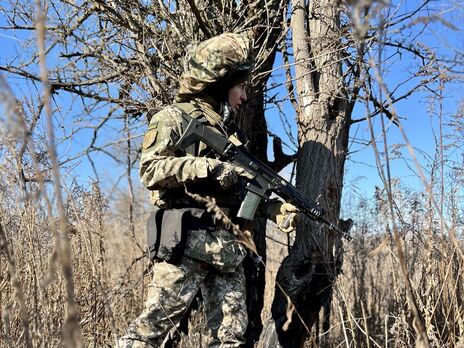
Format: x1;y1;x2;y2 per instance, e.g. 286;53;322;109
208;159;255;189
275;202;298;233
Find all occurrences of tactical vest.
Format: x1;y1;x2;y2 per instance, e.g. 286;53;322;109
146;102;246;270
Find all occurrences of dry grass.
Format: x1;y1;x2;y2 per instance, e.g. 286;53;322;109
330;232;464;347
1;0;462;346
1;166;463;347
1;65;463;348
261;193;464;347
0;174;151;347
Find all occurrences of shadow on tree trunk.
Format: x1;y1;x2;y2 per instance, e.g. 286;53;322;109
270;245;337;348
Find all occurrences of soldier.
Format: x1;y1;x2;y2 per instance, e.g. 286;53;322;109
119;32;296;348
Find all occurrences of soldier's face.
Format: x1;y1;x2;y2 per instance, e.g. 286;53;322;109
228;83;247;112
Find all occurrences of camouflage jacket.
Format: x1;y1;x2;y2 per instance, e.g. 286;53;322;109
140;97;244;210
141;32;255;264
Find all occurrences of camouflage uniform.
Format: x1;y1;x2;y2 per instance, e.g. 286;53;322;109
119;33;253;348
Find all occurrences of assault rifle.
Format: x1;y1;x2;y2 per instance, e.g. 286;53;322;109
175;116;352;240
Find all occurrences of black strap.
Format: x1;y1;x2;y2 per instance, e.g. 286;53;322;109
147;209;165;259
174;103;208;156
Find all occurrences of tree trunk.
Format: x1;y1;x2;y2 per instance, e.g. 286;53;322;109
261;0;350;346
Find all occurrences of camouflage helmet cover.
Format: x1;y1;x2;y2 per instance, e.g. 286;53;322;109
177;32;253;100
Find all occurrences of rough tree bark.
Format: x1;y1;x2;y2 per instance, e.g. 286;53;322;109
261;0;350;346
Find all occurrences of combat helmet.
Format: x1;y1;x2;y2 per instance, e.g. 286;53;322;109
176;32;253;103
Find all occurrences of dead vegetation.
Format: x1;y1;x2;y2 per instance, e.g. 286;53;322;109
1;0;464;346
1;171;462;347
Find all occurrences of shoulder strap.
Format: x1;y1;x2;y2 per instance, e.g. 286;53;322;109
173;102;208;156
174;102;206;121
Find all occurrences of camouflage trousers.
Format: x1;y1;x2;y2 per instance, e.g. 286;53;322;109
118;257;248;347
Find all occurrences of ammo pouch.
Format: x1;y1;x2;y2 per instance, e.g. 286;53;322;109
147;208;246;273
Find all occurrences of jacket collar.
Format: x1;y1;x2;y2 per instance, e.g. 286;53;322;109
191;96;224;127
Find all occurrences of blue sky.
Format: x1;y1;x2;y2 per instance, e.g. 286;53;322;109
1;1;463;209
265;1;464;205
